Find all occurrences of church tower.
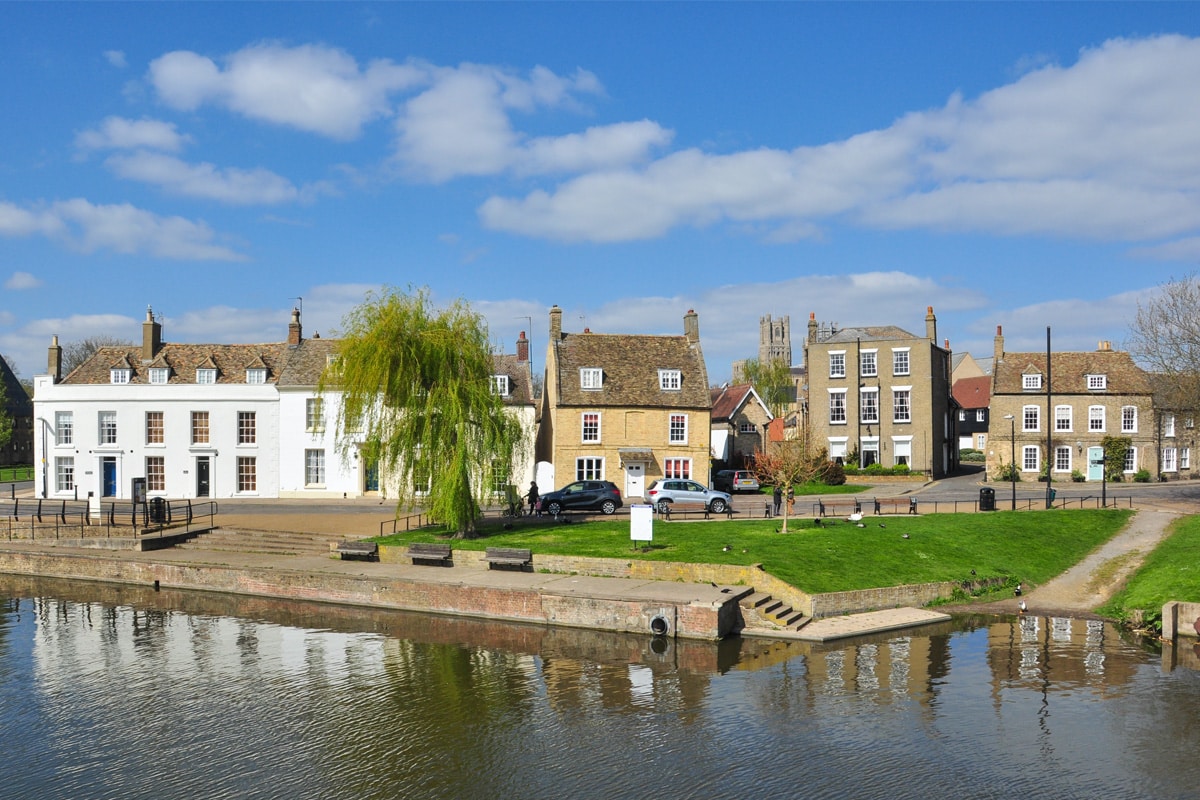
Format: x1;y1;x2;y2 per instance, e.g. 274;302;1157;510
759;314;791;365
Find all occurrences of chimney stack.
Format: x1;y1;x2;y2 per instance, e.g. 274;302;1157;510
142;306;162;362
684;309;699;343
925;306;937;342
48;335;62;383
549;305;563;341
516;331;529;362
808;312;818;343
994;325;1005;364
288;307;302;346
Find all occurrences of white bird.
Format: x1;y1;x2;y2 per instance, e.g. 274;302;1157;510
848;512;863;522
1018;600;1027;614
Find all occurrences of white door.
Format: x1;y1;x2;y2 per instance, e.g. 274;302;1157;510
624;462;645;500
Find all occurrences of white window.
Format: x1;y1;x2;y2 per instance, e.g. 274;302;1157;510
149;368;169;384
237;456;257;492
1088;405;1105;432
110;369;130;384
1119;406;1136;433
1183;448;1192;470
580;368;602;390
958;410;966;422
1055;406;1072;432
1123;447;1137;473
146;456;165;492
663;458;691;479
491;375;510;396
191;411;210;445
669;413;688;444
658;369;682;391
146;411;164;445
55;411;73;446
828;437;848;463
1022;446;1040;473
893;437;912;467
1163;447;1177;472
98;411;117;445
893;389;911;423
305;449;325;486
582;412;601;443
860;350;878;377
860;388;879;424
575;457;604;481
829;390;847;424
1023;373;1042;390
246;368;267;384
1087;374;1107;390
892;348;910;376
238;411;256;445
55;456;75;492
829;351;846;378
976;434;986;449
1055;446;1071;472
976;410;985;422
1023;405;1040;432
196;369;216;385
1164;414;1176;437
306;398;324;433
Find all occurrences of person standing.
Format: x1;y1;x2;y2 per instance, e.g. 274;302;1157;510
527;481;540;517
772;485;782;517
786;485;795;516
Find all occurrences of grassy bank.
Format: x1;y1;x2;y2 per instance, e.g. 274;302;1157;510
378;509;1131;596
1099;515;1200;630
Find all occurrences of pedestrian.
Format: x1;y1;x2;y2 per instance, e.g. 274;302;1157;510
527;481;540;517
786;485;795;516
772;485;782;517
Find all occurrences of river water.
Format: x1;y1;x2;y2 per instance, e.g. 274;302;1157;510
2;575;1199;800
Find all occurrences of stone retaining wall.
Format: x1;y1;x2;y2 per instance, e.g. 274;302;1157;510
1161;601;1200;642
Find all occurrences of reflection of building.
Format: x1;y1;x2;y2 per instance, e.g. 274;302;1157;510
984;616;1137;696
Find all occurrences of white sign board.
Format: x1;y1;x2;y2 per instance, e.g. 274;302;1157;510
630;504;654;543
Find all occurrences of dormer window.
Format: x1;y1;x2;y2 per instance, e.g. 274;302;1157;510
149;368;170;385
110;369;131;385
580;368;602;390
1087;374;1107;390
1022;373;1042;390
246;368;267;385
659;369;682;391
196;369;217;385
492;375;510;396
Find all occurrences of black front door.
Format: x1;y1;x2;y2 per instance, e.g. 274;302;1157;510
196;457;210;498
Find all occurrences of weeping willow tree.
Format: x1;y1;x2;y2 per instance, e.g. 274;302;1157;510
320;287;525;538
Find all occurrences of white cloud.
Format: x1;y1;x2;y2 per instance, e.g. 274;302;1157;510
149;43;426;139
480;34;1200;246
104;151;313;205
0;198;244;261
4;272;42;290
104;50;127;69
75;116;190;152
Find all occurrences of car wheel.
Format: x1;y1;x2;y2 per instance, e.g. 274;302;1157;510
709;498;727;514
547;501;562;516
600;499;617;515
656;500;671;514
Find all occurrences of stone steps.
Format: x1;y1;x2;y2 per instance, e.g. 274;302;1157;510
174;528;336;557
739;590;809;632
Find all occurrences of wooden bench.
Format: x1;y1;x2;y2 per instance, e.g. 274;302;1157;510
407;542;452;566
658;502;736;521
815;499;862;518
873;497;919;515
484;547;533;570
335;541;379;561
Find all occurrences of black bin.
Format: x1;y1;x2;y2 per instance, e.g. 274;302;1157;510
149;497;166;523
979;487;996;512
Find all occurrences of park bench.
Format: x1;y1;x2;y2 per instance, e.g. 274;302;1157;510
407;542;453;566
484;547;533;570
815;499;862;518
658;502;736;521
334;541;379;561
873;497;919;515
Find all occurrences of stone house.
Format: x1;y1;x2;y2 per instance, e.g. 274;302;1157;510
534;305;711;500
802;306;955;477
986;328;1157;481
953;375;991;451
710;383;773;470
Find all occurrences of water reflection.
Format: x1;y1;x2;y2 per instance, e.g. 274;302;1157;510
3;575;1200;800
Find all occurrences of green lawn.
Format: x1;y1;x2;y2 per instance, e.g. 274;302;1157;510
1100;515;1200;629
0;466;33;482
378;508;1131;596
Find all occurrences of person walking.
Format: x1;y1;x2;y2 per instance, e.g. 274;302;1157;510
527;481;540;517
786;485;795;516
772;485;782;517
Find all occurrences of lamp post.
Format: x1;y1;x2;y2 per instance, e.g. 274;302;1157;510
1004;414;1016;510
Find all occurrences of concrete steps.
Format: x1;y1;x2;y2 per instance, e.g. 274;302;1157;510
739;590;809;633
174;528;336;557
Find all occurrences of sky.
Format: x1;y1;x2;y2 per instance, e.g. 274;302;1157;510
3;2;1200;385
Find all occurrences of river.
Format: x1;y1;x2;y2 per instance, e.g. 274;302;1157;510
2;575;1198;800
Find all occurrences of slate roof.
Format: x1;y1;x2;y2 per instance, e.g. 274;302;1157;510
952;376;991;410
62;343;290;385
992;349;1152;395
551;331;709;409
815;325;919;344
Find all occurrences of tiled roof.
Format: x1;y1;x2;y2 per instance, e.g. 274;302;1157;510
275;338;340;386
710;383;759;421
552;331;709;408
492;352;535;407
62;343;290;385
992;349;1152;395
952;375;991;409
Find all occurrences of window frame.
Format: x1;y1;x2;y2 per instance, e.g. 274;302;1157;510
491;375;510;396
245;368;267;385
305;449;326;487
1121;406;1137;433
238;411;257;445
1022;445;1040;473
145;411;164;445
828;389;847;425
98;411;118;446
668;412;688;444
658;369;682;391
196;368;217;385
663;457;691;479
860;387;879;424
145;456;165;492
237;456;257;492
1054;445;1072;473
1054;405;1072;432
581;412;601;443
191;411;210;445
575;456;604;481
859;349;878;378
1023;405;1040;433
892;388;911;423
55;411;73;446
580;367;603;390
1023;373;1043;390
891;348;910;377
110;369;130;385
1088;405;1105;433
829;351;846;379
1087;374;1107;390
305;398;324;433
55;456;75;492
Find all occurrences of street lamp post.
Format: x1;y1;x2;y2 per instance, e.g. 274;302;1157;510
1004;414;1016;510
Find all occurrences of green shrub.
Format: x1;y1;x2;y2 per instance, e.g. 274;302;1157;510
864;462;887;475
994;462;1020;482
822;460;846;486
1134;469;1151;483
892;463;911;476
843;464;860;476
1071;469;1085;483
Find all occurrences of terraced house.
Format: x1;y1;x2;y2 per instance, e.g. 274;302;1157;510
535;305;711;501
986;328;1157;482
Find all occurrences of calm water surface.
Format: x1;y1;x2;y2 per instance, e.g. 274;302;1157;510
2;575;1199;800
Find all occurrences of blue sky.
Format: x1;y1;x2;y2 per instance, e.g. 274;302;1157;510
3;3;1200;384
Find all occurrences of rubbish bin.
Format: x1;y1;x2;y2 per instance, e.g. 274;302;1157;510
1048;488;1057;505
149;496;166;523
979;487;996;512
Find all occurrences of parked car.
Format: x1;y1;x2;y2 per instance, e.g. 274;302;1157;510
537;480;623;516
713;469;760;493
644;479;732;514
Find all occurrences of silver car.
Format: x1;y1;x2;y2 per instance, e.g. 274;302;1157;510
644;479;732;514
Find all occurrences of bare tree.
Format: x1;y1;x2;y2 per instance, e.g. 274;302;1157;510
62;336;134;376
751;437;827;533
1126;274;1200;410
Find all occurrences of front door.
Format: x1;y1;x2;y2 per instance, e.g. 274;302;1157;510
196;457;210;498
1087;447;1105;481
101;457;117;497
624;462;645;502
362;456;379;494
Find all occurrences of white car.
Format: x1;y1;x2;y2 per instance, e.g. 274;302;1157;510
644;479;732;514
